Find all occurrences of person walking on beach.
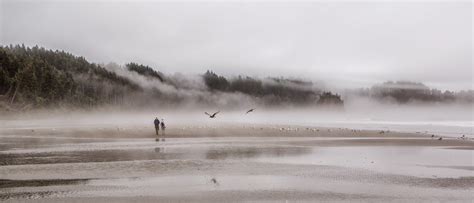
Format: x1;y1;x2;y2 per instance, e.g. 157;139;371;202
154;117;160;135
160;119;166;134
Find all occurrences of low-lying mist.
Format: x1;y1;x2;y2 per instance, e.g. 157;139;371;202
1;100;472;137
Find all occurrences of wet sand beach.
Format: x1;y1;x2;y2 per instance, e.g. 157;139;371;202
0;124;473;202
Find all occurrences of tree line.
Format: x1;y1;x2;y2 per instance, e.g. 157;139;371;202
202;70;344;105
348;81;473;104
11;44;472;111
0;45;344;111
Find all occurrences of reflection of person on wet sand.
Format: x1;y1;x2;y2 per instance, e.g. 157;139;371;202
154;117;160;135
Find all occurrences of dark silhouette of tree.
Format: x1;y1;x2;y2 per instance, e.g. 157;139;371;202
201;71;333;105
317;92;344;106
229;76;263;96
203;70;230;91
126;63;164;82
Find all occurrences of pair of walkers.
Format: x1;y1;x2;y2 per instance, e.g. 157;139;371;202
154;117;166;136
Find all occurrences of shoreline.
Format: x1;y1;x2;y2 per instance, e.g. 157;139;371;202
1;124;473;202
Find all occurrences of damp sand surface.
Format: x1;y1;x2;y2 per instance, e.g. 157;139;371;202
0;125;473;202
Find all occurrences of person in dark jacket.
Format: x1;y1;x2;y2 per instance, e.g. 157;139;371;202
154;117;160;135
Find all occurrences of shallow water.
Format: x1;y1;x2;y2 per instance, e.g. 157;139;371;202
0;133;473;202
256;146;474;178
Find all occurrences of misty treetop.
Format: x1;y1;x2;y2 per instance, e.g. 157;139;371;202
203;70;230;92
126;62;164;82
202;70;341;105
348;81;473;104
317;92;344;106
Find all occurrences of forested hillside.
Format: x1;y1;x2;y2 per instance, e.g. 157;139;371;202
0;45;142;110
3;45;470;112
202;71;343;105
0;45;345;111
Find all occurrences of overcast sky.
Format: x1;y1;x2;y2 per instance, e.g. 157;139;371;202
1;0;472;90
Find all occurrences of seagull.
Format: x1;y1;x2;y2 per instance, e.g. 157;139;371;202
438;137;443;141
205;111;220;118
246;108;255;114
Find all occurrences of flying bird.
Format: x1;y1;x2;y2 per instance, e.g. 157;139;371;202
205;111;220;118
246;108;255;114
211;178;218;184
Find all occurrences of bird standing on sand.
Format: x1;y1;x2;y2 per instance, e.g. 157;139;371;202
438;137;443;141
205;111;220;118
246;108;255;114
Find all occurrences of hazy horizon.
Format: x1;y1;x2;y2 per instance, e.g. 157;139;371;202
1;0;472;91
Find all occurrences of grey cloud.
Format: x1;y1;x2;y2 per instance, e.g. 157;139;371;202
1;0;472;90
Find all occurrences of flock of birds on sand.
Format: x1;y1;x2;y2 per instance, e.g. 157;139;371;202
157;107;468;141
203;109;471;141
